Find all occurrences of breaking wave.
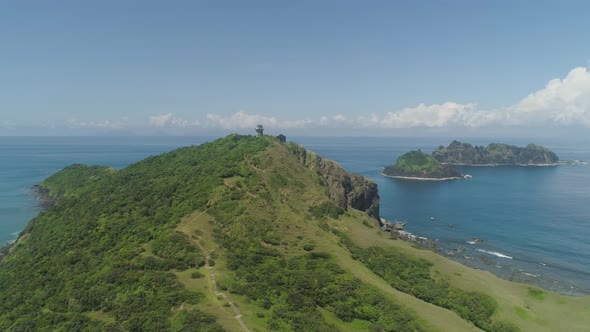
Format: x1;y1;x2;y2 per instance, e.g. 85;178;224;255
476;249;513;259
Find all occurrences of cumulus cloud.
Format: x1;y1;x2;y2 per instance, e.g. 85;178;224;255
149;113;199;128
206;111;308;129
509;66;590;126
60;66;590;132
375;66;590;128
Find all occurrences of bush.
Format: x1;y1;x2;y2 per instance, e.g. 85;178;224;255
339;240;518;331
308;201;345;219
303;244;315;251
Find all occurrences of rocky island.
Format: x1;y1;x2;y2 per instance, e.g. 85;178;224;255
383;150;466;180
433;141;559;166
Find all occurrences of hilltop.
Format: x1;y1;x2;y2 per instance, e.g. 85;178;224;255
0;135;588;332
383;150;464;180
432;141;559;166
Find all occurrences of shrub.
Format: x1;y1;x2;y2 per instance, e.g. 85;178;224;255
303;244;315;251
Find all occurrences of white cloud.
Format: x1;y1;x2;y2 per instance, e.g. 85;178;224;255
60;66;590;133
333;114;348;122
314;113;380;128
375;66;590;128
509;66;590;126
206;111;308;130
149;113;199;128
67;119;123;129
380;102;480;128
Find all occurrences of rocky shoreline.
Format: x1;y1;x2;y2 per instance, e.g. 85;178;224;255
31;184;59;211
441;160;585;167
381;172;469;181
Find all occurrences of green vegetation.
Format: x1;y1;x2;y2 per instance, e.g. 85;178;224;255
337;234;519;332
395;151;440;173
1;134;588;332
383;150;462;179
216;236;425;331
432;141;559;165
527;288;545;301
514;307;530;320
39;164;116;198
0;134;270;331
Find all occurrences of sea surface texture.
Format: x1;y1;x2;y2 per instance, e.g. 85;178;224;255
1;136;589;296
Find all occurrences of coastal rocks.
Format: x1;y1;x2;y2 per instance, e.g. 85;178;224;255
0;245;10;262
380;218;438;249
289;145;380;221
31;184;59;211
432;141;559;165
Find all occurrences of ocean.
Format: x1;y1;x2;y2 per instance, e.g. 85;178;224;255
1;136;589;296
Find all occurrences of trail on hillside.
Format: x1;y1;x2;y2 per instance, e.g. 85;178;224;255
192;236;251;332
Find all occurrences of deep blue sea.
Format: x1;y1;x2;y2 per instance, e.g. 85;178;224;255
1;136;589;296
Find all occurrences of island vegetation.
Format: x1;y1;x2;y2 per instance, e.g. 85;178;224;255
0;134;588;332
383;150;464;180
432;141;559;165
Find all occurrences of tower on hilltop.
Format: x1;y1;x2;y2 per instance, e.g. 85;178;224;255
255;124;264;136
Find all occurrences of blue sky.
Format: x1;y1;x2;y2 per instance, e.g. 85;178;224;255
2;0;590;136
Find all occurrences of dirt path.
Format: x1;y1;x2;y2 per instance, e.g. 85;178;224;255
193;237;251;332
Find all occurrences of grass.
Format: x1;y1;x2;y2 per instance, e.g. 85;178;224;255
335;212;590;332
528;288;546;301
170;140;590;332
84;311;115;324
514;307;530;320
319;308;374;331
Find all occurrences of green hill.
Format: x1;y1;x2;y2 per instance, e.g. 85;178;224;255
383;150;463;179
1;135;588;332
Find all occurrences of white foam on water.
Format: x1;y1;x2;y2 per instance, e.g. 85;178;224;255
476;249;513;259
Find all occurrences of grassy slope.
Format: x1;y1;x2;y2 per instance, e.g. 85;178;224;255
191;140;589;332
175;143;478;332
336;214;590;332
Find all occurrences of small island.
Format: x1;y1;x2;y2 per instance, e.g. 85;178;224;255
383;150;466;180
432;141;559;166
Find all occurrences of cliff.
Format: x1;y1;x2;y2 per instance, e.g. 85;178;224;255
287;144;380;221
432;141;559;165
383;150;463;179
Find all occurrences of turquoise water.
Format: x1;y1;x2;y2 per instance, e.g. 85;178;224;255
1;136;589;295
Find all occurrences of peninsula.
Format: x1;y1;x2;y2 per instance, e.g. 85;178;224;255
383;150;466;180
1;134;587;332
432;141;559;166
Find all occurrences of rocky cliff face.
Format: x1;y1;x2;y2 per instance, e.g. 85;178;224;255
433;141;559;165
288;145;380;222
